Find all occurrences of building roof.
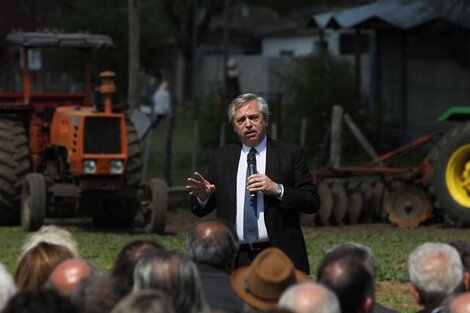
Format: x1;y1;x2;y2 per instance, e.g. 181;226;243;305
311;0;470;30
6;31;115;48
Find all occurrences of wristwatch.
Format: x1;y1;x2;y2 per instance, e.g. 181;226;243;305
275;183;283;198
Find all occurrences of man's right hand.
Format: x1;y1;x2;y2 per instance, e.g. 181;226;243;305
186;172;216;201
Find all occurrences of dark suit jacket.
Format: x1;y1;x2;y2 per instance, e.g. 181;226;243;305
197;263;244;313
191;137;320;274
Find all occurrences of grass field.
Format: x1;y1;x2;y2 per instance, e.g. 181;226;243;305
3;207;470;313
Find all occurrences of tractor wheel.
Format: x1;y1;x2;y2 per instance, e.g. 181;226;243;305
359;182;374;222
372;180;387;222
0;115;31;224
143;178;168;234
314;182;333;226
330;182;347;225
126;119;142;187
429;122;470;226
21;173;46;231
384;184;433;228
346;182;363;224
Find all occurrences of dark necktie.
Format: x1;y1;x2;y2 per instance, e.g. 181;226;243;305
243;148;258;245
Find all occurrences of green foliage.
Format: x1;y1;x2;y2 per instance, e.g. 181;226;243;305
280;51;356;163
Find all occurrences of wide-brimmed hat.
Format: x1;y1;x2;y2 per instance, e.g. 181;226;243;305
231;247;309;311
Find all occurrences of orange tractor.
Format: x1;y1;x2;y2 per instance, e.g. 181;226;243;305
0;31;167;232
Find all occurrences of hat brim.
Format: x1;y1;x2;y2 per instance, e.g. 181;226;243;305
231;266;309;311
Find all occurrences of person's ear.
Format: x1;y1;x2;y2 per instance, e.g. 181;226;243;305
464;271;470;291
409;283;422;305
362;296;373;313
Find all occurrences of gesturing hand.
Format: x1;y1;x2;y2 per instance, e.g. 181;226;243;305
186;172;216;201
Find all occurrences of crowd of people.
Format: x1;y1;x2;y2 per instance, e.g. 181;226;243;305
1;221;470;313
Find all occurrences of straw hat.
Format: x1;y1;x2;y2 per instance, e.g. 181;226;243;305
231;247;309;311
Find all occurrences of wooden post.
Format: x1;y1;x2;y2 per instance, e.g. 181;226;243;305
329;105;343;167
219;122;226;147
271;122;278;140
128;0;140;112
164;116;174;185
300;118;307;147
344;113;382;163
191;120;199;173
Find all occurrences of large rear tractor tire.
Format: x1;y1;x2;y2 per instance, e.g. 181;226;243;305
429;122;470;226
143;178;168;234
0;115;31;225
21;173;46;231
126;119;143;187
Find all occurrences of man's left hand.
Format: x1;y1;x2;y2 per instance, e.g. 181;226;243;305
246;173;277;196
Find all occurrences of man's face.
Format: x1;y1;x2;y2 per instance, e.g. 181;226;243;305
232;100;267;147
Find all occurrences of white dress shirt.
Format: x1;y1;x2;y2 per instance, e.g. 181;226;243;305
236;136;269;243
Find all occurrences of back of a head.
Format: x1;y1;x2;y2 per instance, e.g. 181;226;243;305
111;240;164;291
48;258;99;295
0;262;16;311
326;242;375;275
3;288;78;313
15;241;75;293
133;250;205;313
408;242;463;307
111;289;175;313
279;282;340;313
442;292;470;313
20;225;78;259
72;274;127;313
186;219;239;270
317;256;373;313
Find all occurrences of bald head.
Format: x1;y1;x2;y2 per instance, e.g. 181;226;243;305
187;219;239;271
444;293;470;313
279;282;340;313
48;258;92;294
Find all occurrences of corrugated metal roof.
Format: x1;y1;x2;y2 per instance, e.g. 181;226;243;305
311;0;470;30
6;31;115;48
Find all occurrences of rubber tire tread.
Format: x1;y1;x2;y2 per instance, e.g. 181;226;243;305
21;173;46;231
126;118;142;187
428;122;470;226
0;115;31;224
147;178;168;234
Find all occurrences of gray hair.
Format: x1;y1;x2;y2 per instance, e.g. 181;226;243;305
20;225;79;260
111;289;175;313
279;282;340;313
408;243;463;307
186;219;239;271
133;250;206;313
227;93;270;123
327;242;376;275
0;262;16;311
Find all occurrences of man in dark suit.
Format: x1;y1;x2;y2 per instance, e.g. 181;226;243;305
186;93;320;274
187;219;243;313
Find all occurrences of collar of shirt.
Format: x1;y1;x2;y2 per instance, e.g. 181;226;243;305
241;135;267;155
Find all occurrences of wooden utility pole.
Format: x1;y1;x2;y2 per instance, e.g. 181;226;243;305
128;0;140;111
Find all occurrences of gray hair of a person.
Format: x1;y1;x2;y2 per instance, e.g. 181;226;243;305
133;250;206;313
326;242;376;274
278;282;341;313
0;262;16;311
186;219;239;270
111;289;175;313
408;242;464;297
227;93;270;124
20;225;79;260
